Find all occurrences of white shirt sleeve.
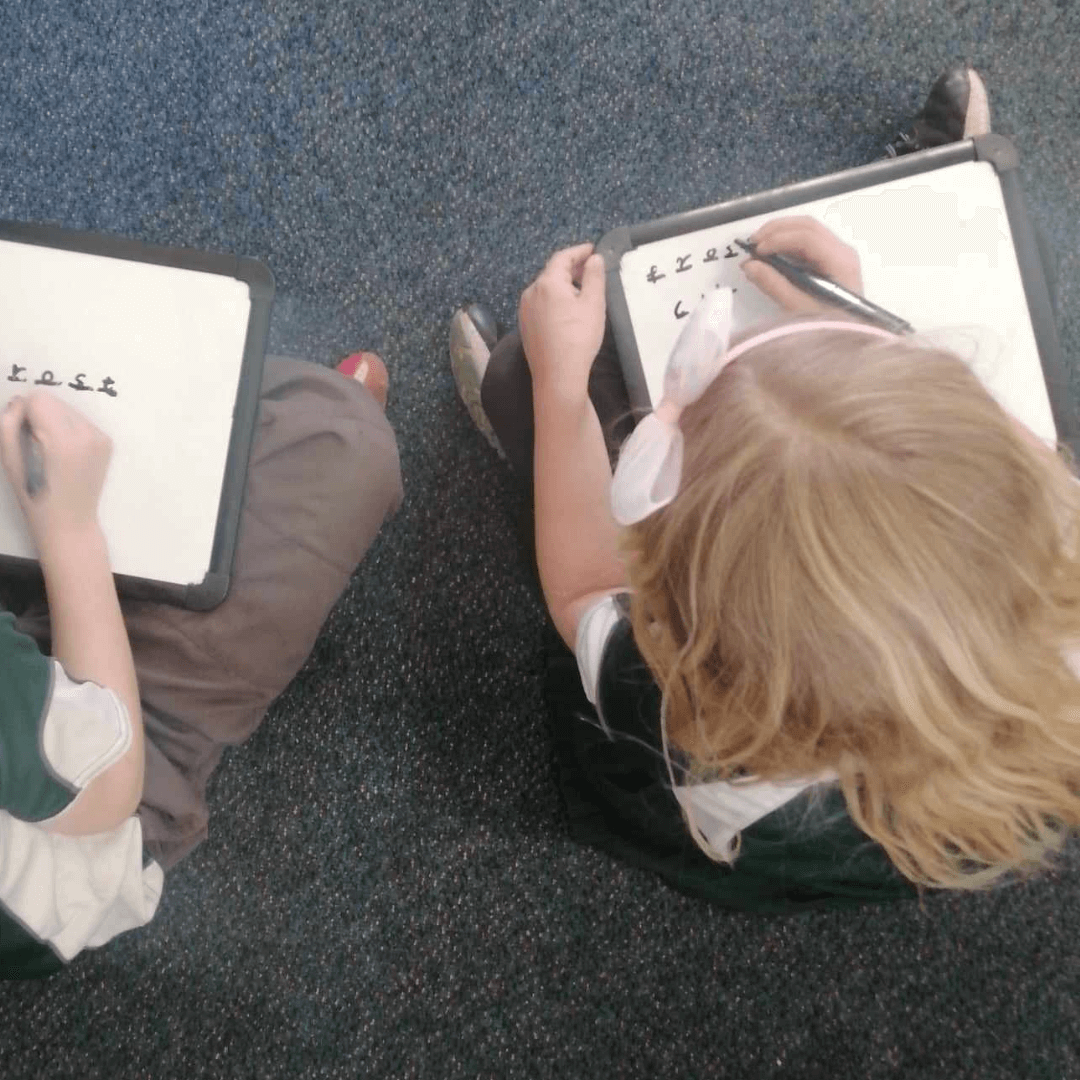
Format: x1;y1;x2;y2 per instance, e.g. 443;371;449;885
574;593;628;706
39;660;133;793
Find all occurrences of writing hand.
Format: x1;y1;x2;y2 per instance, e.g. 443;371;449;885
0;392;113;552
741;215;864;315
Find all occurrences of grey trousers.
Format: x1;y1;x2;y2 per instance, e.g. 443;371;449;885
11;357;403;869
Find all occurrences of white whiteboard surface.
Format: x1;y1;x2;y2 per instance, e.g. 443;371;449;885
0;241;252;584
619;160;1055;442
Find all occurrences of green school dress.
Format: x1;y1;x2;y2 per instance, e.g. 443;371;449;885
545;595;917;912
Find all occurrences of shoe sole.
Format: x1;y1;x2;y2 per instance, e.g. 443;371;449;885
962;68;991;138
449;311;505;457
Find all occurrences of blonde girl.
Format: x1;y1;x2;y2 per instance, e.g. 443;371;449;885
450;200;1079;909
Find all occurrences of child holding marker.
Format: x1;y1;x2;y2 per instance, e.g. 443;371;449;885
0;352;400;978
450;64;1080;908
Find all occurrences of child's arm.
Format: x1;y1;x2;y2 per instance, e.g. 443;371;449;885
0;393;144;836
521;244;629;650
35;522;145;835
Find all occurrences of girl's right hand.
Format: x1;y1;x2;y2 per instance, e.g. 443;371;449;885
0;391;113;549
741;215;864;315
519;242;607;398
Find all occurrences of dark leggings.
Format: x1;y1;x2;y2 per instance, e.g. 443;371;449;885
479;323;636;591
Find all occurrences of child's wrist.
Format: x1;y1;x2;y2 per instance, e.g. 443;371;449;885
36;519;108;573
531;368;591;409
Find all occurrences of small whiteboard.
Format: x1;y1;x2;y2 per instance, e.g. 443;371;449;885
0;223;274;610
599;136;1074;451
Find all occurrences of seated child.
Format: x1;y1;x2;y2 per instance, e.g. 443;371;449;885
0;351;400;978
448;65;1080;910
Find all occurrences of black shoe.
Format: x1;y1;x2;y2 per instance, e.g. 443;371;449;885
883;62;991;157
464;303;500;350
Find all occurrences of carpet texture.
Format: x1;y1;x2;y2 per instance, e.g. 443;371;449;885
0;1;1078;1077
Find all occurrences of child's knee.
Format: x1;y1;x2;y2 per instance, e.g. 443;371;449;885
339;406;404;528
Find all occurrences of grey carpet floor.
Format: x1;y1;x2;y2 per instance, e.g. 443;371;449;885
1;1;1079;1078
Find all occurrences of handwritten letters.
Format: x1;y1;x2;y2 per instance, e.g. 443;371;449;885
644;243;743;319
7;364;118;396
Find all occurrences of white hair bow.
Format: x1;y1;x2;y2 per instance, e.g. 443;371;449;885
610;289;735;526
609;292;899;525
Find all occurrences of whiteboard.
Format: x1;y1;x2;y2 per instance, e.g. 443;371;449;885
0;237;259;591
608;150;1060;445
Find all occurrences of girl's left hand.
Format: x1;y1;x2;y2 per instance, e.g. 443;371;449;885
519;242;606;397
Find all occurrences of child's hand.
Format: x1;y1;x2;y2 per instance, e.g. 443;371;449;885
0;391;113;550
519;242;606;396
741;216;865;315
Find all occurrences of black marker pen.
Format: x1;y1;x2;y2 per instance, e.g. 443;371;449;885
19;417;45;497
735;238;914;335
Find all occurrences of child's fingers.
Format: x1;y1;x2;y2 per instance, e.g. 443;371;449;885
22;390;104;455
0;397;29;490
742;259;829;314
577;252;606;307
749;215;839;257
568;246;600;288
0;395;27;428
21;388;73;440
751;218;835;260
544;242;595;283
748;217;863;292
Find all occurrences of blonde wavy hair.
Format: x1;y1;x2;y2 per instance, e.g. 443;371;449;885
618;314;1080;889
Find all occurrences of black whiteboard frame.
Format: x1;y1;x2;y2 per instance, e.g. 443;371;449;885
0;222;274;610
597;136;1076;452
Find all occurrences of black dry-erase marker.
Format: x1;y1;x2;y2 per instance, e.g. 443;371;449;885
735;238;914;335
19;417;45;498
